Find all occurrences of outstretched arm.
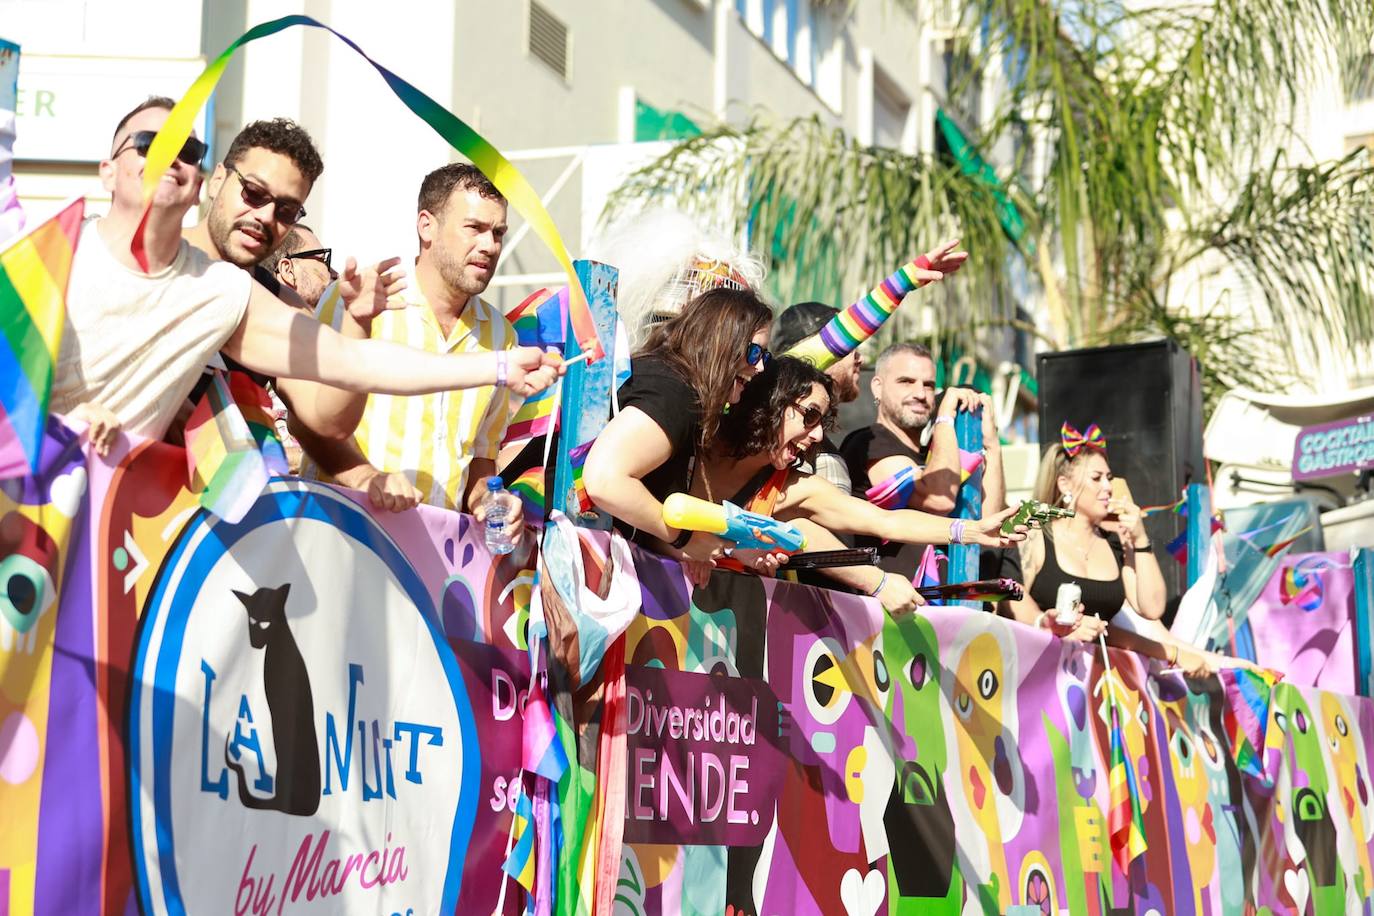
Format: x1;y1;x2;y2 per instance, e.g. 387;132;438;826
223;278;560;397
781;474;1023;548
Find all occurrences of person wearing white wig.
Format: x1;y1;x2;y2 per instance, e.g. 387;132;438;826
587;209;766;347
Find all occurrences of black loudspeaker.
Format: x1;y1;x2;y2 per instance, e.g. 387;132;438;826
1036;340;1205;599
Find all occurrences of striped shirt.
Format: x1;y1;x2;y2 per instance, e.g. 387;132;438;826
315;282;515;510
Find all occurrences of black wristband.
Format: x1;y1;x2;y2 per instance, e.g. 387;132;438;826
670;528;693;549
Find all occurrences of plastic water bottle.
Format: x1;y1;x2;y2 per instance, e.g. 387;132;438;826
482;476;515;555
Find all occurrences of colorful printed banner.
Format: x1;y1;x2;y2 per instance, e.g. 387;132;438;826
134;15;602;361
5;420;1374;915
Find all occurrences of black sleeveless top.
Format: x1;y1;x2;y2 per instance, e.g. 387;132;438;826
1029;531;1127;621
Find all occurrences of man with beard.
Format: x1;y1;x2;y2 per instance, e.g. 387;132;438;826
262;224;337;310
302;164;525;540
772;301;863;492
840;342;1004;576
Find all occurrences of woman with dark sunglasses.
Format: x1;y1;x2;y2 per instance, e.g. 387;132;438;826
690;357;1027;597
583;287;774;579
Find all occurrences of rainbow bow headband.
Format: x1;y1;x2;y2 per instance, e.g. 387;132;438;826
1061;422;1106;457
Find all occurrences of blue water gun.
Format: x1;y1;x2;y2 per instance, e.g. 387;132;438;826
661;493;807;552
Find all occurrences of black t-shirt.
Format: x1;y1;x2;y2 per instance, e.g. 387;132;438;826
614;356;704;542
839;423;931;578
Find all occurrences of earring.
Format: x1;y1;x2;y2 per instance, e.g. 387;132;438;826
1062;492;1073;506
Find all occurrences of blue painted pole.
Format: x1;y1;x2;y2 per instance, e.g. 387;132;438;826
1354;548;1374;697
1184;483;1211;588
948;408;983;608
552;260;619;529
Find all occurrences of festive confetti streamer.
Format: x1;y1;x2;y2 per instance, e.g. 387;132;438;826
133;15;603;360
784;255;933;370
0;197;83;476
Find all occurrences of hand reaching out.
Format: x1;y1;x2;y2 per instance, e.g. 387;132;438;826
505;348;565;397
69;401;121;457
339;256;408;323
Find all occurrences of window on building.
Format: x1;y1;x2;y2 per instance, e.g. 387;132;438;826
873;66;915;153
737;0;828;97
1347;51;1374;104
528;0;571;82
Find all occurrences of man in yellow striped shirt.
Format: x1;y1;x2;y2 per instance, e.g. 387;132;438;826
308;164;524;536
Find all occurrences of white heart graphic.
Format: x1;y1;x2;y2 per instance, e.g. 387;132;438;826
49;466;87;519
1283;866;1310;913
840;868;885;916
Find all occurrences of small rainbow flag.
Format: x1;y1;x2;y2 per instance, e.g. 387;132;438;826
1107;704;1148;873
504;286;568;447
866;464;916;510
502;789;537;893
185;370;287;523
784;255;934;370
523;674;569;783
1218;666;1282;784
0;197;84;476
568;439;595;516
959;448;984;483
1264;526;1313;558
510;465;547;527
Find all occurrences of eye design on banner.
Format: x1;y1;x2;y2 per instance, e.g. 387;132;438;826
128;480;480;916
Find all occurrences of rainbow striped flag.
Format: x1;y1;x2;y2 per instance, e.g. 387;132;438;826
1219;666;1281;783
784;255;933;370
523;674;569;783
1107;705;1148;873
502;790;537;892
505;286;568;447
185;370;287;523
959;448;984;482
510;465;547;527
866;464;916;510
568;439;595;516
0;197;83;476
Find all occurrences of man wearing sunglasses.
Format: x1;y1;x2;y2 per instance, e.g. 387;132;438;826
49;97;564;459
263;225;337;310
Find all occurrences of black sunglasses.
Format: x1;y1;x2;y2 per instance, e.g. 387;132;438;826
792;401;833;432
285;247;332;271
225;164;307;225
112;130;208;168
745;342;773;368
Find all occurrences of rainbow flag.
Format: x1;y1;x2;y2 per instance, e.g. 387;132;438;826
1166;531;1188;565
568;439;595;516
1264;525;1313;558
504;286;568;447
784;255;934;370
959;448;984;482
1107;705;1148;873
511;465;547;527
0;197;83;476
185;370;287;523
502;790;537;892
865;464;916;510
523;674;569;783
1218;666;1282;783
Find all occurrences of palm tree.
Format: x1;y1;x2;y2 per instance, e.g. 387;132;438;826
607;0;1374;406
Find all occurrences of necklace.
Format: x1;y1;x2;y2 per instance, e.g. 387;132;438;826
1059;523;1098;571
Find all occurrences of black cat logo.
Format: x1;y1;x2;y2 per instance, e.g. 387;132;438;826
224;583;321;816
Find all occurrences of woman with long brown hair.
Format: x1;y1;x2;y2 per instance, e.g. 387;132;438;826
583;286;774;572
